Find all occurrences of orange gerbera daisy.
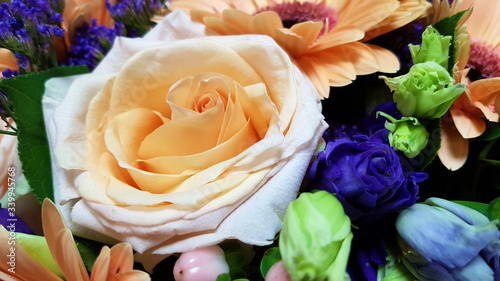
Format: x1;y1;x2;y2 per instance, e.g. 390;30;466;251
437;0;500;170
168;0;432;99
0;199;150;281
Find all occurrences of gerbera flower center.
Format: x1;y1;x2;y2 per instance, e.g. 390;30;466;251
256;1;338;30
467;39;500;81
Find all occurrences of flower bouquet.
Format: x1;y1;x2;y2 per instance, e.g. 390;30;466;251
1;0;500;280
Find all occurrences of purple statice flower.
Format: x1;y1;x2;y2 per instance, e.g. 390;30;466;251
0;0;64;73
0;204;33;234
305;125;427;226
0;91;10;117
106;0;163;36
0;69;19;117
66;19;124;70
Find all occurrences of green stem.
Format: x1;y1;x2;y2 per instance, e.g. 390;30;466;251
0;129;17;136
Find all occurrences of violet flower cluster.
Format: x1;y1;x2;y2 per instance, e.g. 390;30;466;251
0;0;64;73
106;0;163;36
66;19;124;71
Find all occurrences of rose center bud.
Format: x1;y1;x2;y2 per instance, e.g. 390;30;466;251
467;39;500;81
255;1;338;33
195;91;219;113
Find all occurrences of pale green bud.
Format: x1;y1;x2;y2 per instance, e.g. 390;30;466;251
381;61;465;119
279;191;353;281
377;112;429;158
409;26;451;69
16;232;64;278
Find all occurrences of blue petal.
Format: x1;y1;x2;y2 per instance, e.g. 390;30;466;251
396;203;499;270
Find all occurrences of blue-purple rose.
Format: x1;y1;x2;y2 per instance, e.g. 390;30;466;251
306;128;427;225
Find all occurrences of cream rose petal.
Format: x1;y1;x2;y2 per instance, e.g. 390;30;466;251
43;10;327;268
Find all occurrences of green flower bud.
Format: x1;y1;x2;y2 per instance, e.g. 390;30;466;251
381;61;465;119
377;112;429;158
409;26;451;69
279;191;353;281
16;233;64;278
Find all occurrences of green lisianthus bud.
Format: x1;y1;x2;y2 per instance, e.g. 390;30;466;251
16;233;64;278
381;61;465;119
409;26;451;69
377;112;429;158
279;191;353;281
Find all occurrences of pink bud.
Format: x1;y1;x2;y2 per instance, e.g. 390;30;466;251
173;245;230;281
265;261;292;281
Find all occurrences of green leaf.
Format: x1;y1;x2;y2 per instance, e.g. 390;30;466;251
433;9;469;74
74;236;106;272
0;66;89;203
453;201;489;217
260;247;281;279
480;121;500;141
216;273;232;281
220;242;247;279
487;198;500;222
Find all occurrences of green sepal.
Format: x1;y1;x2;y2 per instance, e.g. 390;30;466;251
453;201;489;217
260;247;281;279
433;9;470;74
216;273;232;281
220;242;247;279
480;121;500;141
0;66;89;203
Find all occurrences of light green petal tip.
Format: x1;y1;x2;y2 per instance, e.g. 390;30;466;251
410;25;452;70
16;233;65;278
377;112;429;158
280;191;353;281
384;61;465;119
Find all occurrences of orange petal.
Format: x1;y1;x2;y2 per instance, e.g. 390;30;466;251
364;44;400;73
296;55;332;99
365;0;432;40
108;243;134;277
248;11;283;37
450;106;486;139
438;116;469;170
290;21;323;47
336;0;399;32
90;246;111;281
467;78;500;122
42;199;90;281
0;226;62;281
460;0;500;47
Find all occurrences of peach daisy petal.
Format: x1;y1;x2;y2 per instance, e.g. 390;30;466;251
170;0;430;98
0;226;62;281
467;78;500;122
90;247;111;281
438;117;469;171
42;199;90;281
450;106;486;139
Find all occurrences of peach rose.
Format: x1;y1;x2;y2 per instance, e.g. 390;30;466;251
43;10;327;266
